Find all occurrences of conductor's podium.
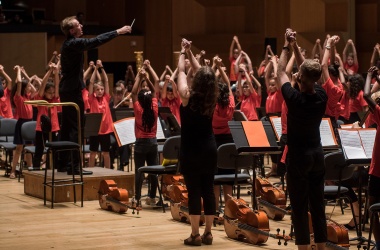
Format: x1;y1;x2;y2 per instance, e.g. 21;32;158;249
24;167;134;202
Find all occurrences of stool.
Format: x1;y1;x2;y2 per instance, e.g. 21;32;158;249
43;141;84;208
367;203;380;249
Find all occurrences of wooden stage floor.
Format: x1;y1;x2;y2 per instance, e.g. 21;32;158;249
0;169;372;250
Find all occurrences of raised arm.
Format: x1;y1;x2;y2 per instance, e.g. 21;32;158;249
229;36;241;58
53;64;60;98
264;60;273;90
0;65;13;91
277;29;295;86
242;51;253;74
88;62;98;96
184;41;201;74
178;39;192;105
342;39;350;63
364;66;378;111
321;35;340;83
285;51;296;77
20;66;30;82
349;39;359;65
143;60;159;86
39;64;54;97
161;75;170;100
370;44;380;67
97;60;109;95
131;69;142;102
83;61;94;82
250;72;262;96
14;65;22;96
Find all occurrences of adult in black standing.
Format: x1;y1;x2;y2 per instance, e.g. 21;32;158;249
177;38;218;246
59;16;131;174
277;29;328;250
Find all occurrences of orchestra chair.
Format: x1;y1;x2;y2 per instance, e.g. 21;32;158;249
41;114;84;209
323;150;359;235
137;135;181;213
18;121;39;182
214;143;253;210
0;118;17;177
82;113;102;168
367;203;380;249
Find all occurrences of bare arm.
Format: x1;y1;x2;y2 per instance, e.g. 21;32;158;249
285;52;295;77
53;64;60;98
161;75;170;100
350;40;359;65
250;72;262;96
242;51;253;74
39;65;54;97
342;40;350;63
88;63;98;96
14;65;22;96
178;39;192;105
370;44;380;67
98;60;109;95
277;29;294;86
83;61;94;82
264;61;273;90
0;65;12;90
364;66;378;111
131;70;142;103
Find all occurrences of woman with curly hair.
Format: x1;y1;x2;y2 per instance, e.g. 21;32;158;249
178;38;218;246
339;73;368;124
131;67;159;206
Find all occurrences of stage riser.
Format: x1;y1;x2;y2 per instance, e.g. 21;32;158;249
24;167;134;203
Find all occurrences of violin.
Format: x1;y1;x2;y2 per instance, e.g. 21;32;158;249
98;179;141;214
224;195;290;246
255;177;288;220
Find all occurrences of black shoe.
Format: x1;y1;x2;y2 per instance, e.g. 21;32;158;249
67;169;93;175
57;168;67;172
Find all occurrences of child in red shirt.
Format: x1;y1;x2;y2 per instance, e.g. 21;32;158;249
161;74;181;125
32;63;61;170
237;65;260;121
0;65;14;118
9;65;36;178
88;60;113;169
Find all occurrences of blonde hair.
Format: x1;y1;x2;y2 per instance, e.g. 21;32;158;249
61;16;77;37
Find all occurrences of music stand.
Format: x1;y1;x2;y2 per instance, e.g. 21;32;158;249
338;128;376;247
158;107;181;139
228;120;281;209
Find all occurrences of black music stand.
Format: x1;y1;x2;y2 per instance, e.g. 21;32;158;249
338;128;376;247
228;120;281;209
158;107;181;139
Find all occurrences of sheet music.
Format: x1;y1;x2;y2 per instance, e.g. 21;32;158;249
113;118;166;146
113;118;136;146
338;129;368;159
342;145;368;159
319;119;337;147
358;129;376;158
269;117;282;140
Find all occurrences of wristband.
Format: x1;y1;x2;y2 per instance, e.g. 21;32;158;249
180;51;186;55
325;45;331;50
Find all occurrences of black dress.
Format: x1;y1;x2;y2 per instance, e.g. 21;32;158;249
179;104;217;175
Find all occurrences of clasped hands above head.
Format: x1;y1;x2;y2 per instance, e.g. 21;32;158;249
181;38;192;51
285;28;297;43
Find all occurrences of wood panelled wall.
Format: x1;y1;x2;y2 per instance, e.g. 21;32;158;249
2;0;379;80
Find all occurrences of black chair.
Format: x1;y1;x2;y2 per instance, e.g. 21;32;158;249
41;115;84;209
18;121;40;181
137;135;181;213
324;151;358;235
214;143;252;209
367;203;380;249
0;118;17;177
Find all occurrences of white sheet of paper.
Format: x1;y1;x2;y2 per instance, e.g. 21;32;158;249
113;118;166;146
270;117;282;140
320;119;337;147
342;145;368;159
358;129;376;158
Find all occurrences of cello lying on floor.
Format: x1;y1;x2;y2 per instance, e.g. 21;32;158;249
223;195;290;246
98;179;141;214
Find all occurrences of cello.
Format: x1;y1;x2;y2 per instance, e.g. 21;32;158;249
255;177;288;220
223;195;290;245
98;179;141;214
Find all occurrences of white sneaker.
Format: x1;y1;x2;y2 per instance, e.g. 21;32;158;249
145;197;156;205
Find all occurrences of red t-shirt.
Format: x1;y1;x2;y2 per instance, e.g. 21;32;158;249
133;98;158;138
0;88;13;118
365;113;375;128
88;93;113;134
344;62;359;75
349;90;367;113
323;77;343;118
281;101;288;134
339;91;350;120
240;91;259;121
82;88;90;112
35;95;60;132
229;57;237;81
266;89;283;114
161;97;182;125
212;95;235;135
13;94;32;119
369;105;380;177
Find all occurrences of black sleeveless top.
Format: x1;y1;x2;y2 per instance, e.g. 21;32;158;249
179;103;217;175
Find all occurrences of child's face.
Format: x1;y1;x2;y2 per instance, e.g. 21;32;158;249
347;56;354;66
242;83;250;96
95;85;105;97
268;79;277;93
141;81;149;91
166;91;174;100
44;87;55;100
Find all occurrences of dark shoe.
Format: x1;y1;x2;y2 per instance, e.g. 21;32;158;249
28;166;40;171
57;168;67;172
184;234;201;246
201;232;213;245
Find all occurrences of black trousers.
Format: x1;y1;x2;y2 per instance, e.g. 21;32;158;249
33;131;59;169
183;173;215;215
286;145;327;245
59;91;84;170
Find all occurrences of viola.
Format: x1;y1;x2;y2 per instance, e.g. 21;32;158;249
162;174;185;200
98;179;141;214
255;177;287;220
224;195;290;246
